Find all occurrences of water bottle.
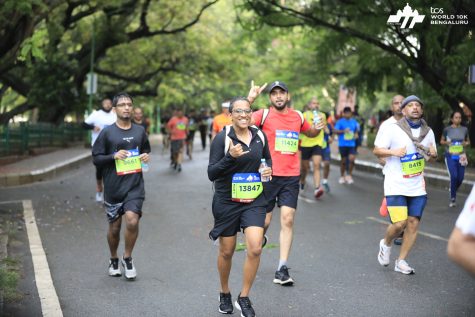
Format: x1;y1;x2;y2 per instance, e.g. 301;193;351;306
313;110;321;125
259;159;270;182
141;161;149;172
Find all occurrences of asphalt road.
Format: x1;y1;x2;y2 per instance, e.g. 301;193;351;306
1;138;474;317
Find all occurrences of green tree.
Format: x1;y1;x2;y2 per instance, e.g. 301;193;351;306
0;0;218;124
241;0;475;139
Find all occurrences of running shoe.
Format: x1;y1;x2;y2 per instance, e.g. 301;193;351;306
338;177;346;184
219;292;233;314
234;294;255;317
96;191;104;202
262;234;268;248
177;164;182;172
322;182;330;193
108;258;121;277
121;257;137;279
394;231;404;246
314;187;324;199
449;199;456;208
273;265;294;286
394;259;415;274
378;239;391;266
345;175;354;184
394;237;403;245
379;197;388;217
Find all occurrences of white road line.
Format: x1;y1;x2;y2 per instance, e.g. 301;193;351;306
23;200;63;317
367;216;448;242
298;195;316;204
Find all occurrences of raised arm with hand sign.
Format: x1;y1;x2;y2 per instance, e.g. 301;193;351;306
247;80;268;104
228;140;249;158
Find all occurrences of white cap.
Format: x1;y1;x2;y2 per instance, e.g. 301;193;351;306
221;102;230;108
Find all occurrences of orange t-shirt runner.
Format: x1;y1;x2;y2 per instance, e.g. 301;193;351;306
252;108;311;176
212;113;232;135
167;116;189;140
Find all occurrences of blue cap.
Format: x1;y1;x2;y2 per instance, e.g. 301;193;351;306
268;81;288;93
401;95;424;109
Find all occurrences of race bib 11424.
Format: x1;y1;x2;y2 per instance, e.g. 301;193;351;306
275;130;299;154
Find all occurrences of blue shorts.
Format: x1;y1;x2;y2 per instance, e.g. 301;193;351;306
263;176;300;212
104;199;143;223
322;146;331;162
386;195;427;223
339;146;356;158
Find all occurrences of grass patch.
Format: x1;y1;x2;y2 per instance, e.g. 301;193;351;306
235;242;279;251
0;257;21;302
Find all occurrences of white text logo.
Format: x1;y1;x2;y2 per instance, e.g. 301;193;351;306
387;3;425;28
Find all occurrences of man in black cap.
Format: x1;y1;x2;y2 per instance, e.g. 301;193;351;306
373;95;437;275
247;80;325;286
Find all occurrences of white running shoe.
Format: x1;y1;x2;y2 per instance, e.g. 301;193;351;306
345;175;354;184
338;177;346;184
121;257;137;279
95;191;104;202
108;258;121;277
378;239;391;266
394;259;415;274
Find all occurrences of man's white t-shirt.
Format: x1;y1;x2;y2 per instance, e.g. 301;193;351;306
85;110;117;146
456;185;475;236
374;122;436;196
375;116;397;175
377;116;397;133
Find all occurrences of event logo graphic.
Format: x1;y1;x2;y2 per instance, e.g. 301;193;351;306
387;3;425;28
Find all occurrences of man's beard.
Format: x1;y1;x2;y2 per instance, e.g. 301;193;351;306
102;107;112;113
272;102;287;111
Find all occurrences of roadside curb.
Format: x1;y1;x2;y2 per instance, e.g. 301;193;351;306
0;153;91;187
331;155;474;194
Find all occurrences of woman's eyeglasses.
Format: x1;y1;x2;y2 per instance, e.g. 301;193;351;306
232;109;252;115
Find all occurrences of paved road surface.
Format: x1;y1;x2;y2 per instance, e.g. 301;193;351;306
1;138;474;316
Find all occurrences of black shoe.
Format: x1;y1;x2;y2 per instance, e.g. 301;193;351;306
262;234;268;248
394;231;404;246
218;292;233;314
177;164;182;172
273;265;294;286
234;294;255;317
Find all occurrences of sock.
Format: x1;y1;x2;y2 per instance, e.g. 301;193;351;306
278;260;287;270
322;179;328;184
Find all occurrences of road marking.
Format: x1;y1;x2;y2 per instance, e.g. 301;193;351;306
23;200;63;317
298;195;316;204
367;216;448;242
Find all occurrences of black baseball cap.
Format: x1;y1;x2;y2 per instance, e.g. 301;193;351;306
268;81;288;93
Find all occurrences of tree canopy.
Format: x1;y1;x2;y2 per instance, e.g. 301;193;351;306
1;0;474;142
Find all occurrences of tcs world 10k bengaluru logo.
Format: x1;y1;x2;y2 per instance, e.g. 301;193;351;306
387;3;425;28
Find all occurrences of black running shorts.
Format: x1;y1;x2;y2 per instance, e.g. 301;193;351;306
105;199;143;223
263;175;300;212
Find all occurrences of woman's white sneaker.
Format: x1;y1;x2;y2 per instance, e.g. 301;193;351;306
395;259;415;274
378;239;391;266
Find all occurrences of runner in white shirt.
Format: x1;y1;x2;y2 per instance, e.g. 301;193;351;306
83;98;117;202
375;95;405;245
448;185;475;276
373;95;437;275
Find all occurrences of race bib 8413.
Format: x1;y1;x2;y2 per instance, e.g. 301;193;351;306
400;153;424;178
